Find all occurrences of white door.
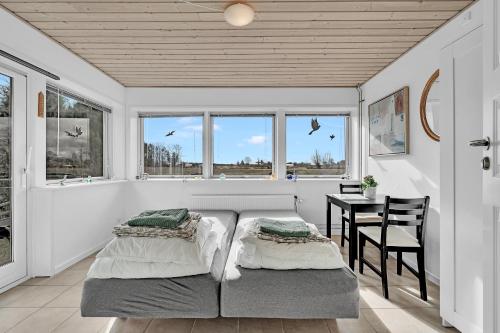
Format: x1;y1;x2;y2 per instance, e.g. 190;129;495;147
440;28;484;333
483;0;500;332
0;66;27;289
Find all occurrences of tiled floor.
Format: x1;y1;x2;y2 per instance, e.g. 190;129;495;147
0;236;458;333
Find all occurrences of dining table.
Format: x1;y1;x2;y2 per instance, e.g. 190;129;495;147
326;193;386;270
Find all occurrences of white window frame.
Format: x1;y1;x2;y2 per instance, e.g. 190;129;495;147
209;113;276;179
45;84;112;184
138;113;205;178
284;113;351;179
133;107;354;180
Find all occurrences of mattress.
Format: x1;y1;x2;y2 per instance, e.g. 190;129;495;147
81;210;237;318
221;210;359;319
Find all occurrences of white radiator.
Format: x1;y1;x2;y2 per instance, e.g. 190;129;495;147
189;194;296;212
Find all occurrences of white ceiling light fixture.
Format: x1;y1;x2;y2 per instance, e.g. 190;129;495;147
224;3;255;27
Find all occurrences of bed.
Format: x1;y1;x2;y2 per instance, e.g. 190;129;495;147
80;210;237;318
220;210;359;319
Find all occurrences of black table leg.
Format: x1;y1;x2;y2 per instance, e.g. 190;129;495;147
348;206;356;270
326;199;331;238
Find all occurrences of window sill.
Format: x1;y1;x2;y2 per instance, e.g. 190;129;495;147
35;179;128;190
131;177;352;183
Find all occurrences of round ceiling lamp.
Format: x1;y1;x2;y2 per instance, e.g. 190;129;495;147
224;3;255;27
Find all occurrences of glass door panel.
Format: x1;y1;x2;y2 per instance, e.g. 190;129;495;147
0;67;26;289
0;74;12;267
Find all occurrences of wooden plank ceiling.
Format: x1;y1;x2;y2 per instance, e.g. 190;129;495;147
0;0;474;87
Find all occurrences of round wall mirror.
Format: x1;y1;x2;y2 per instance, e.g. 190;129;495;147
420;69;440;142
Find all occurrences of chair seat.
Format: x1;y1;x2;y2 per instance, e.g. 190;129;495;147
358;226;420;247
343;213;382;223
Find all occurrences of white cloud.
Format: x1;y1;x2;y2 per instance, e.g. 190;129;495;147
181;124;220;132
184;124;203;132
177;117;197;124
247;135;266;145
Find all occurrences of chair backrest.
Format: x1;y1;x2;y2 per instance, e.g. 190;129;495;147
381;196;430;247
339;183;363;194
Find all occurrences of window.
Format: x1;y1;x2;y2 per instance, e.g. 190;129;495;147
46;85;110;181
286;115;348;177
212;115;274;177
141;115;203;177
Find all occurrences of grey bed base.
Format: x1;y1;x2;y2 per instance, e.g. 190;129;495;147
221;210;359;319
81;274;219;318
80;210;237;318
221;266;359;319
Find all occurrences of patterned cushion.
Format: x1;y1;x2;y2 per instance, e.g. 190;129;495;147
343;213;382;223
358;226;420;247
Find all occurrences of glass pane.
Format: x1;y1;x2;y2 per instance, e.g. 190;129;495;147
286;115;346;176
46;90;104;180
0;74;12;266
212;115;273;177
143;116;203;176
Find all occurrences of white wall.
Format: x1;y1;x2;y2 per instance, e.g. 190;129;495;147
360;2;482;282
125;87;360;235
0;7;128;276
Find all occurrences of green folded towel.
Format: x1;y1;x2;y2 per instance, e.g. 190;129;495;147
257;218;310;237
127;208;189;229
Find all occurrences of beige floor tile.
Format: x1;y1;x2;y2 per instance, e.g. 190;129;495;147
326;314;377;333
146;318;195;333
45;283;83;308
8;307;77;333
360;286;434;310
192;317;237;333
68;257;95;271
362;308;456;333
0;286;69;307
100;318;151;333
37;270;87;286
0;308;38;333
406;308;459;332
239;318;283;333
282;319;329;333
52;311;110;333
19;277;50;286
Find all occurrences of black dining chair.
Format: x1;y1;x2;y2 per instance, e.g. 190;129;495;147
358;196;430;300
339;183;383;247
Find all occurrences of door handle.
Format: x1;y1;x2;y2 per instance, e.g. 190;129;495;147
469;137;490;150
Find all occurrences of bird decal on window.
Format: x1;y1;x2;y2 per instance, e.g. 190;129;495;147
65;126;83;138
165;130;175;137
308;118;320;135
330;134;335;140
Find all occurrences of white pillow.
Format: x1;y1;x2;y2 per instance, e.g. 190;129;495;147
97;217;215;265
236;221;345;270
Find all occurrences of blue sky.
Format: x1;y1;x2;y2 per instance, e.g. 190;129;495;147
0;74;10;88
286;115;345;164
143;115;345;164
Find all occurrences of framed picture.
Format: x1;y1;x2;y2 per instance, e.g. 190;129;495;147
368;86;409;156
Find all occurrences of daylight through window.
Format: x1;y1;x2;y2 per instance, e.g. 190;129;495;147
286;115;347;176
212;115;274;177
141;115;203;177
46;85;109;181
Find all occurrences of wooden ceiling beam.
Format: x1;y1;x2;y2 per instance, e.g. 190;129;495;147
3;1;471;13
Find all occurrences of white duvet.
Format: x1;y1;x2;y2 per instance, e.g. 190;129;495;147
235;212;345;270
87;217;218;279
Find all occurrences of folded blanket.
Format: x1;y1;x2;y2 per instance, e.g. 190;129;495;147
113;213;202;241
257;218;310;237
257;228;330;244
127;208;188;228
